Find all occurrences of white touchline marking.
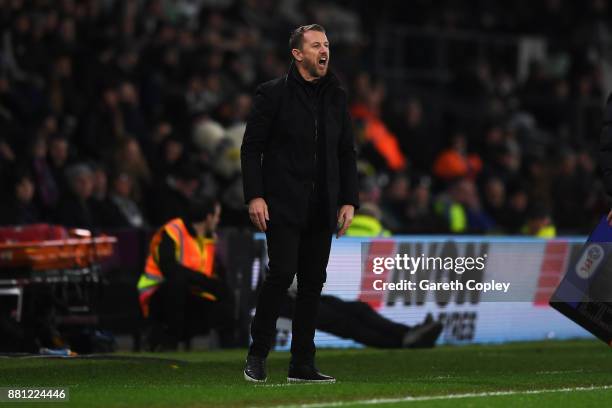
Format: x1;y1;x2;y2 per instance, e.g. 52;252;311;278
536;369;586;375
255;383;323;388
265;385;612;408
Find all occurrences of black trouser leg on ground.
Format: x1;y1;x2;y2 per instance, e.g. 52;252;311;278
344;300;410;337
249;201;333;361
316;296;408;348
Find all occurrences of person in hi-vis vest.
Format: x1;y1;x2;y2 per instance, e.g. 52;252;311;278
137;196;234;351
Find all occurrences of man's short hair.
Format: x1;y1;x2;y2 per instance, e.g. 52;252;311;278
185;195;219;223
289;24;326;54
65;163;92;183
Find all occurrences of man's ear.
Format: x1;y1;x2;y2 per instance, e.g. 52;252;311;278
291;48;303;62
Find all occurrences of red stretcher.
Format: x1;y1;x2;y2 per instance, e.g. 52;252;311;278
0;224;116;323
0;224;116;270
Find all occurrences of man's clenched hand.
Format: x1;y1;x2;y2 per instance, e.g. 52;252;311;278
249;197;269;231
336;205;354;238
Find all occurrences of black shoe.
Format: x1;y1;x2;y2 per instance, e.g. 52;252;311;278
144;323;178;352
402;320;443;348
244;355;267;382
411;313;433;330
287;363;336;383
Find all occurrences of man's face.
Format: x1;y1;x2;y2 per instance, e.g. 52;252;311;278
114;174;132;197
50;138;68;166
74;173;94;200
15;177;34;203
294;30;330;79
176;178;199;198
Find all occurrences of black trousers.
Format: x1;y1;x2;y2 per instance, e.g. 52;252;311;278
149;273;236;346
248;198;333;364
316;295;410;348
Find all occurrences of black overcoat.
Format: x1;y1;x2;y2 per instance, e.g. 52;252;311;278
241;62;359;230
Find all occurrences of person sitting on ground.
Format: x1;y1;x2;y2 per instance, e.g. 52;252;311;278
277;276;443;349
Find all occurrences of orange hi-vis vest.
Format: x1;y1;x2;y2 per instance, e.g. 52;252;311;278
137;218;216;318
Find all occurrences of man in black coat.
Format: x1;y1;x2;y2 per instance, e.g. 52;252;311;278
241;24;359;383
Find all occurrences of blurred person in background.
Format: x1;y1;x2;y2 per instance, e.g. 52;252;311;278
481;176;511;233
185;73;223;117
112;137;152;204
149;161;201;225
89;163;118;228
0;170;41;225
54;163;95;228
433;132;482;182
227;93;253;127
505;182;530;234
47;134;71;197
552;147;593;234
83;85;126;160
0;137;17;190
118;81;148;147
435;178;494;234
153;135;185;179
346;202;391;237
350;75;406;173
108;171;147;228
389;97;441;174
149;120;175;156
522;152;553;214
380;172;410;232
484;142;521;185
138;196;235;351
27;134;59;216
47;54;82;119
356;166;382;208
521;204;556;238
404;175;447;234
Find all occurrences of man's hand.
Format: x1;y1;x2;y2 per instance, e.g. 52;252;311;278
336;205;354;238
608;208;612;226
248;197;269;231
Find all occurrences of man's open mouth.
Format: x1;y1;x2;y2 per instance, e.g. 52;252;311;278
318;56;328;67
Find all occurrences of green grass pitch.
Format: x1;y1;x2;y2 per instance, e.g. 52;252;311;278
0;339;610;407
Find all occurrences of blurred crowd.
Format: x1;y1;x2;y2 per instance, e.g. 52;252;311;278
0;0;610;236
